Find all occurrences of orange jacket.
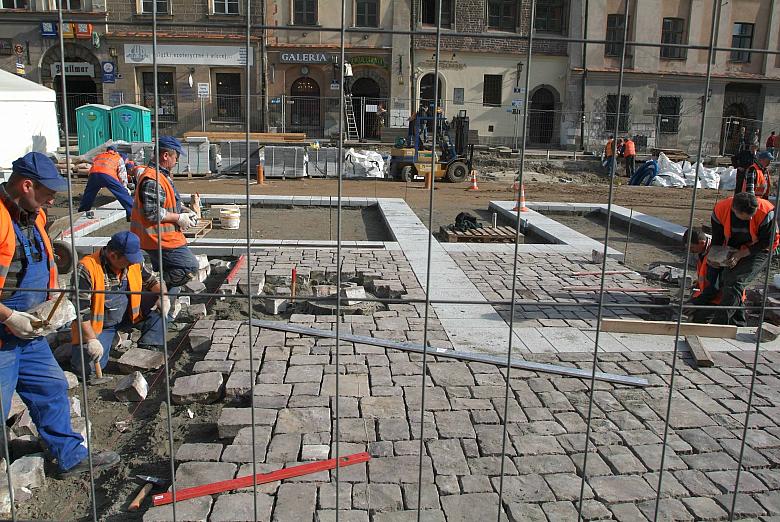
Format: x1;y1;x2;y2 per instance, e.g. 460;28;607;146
90;151;123;182
623;139;636;157
605;139;614;157
740;163;771;199
130;167;187;250
70;250;143;344
713;196;780;250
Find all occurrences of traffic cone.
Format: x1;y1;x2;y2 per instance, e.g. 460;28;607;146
512;181;529;212
467;170;479;191
256;164;266;186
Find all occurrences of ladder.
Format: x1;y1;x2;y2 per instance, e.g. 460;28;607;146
343;94;360;141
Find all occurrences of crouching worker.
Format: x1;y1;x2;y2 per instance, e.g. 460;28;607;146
684;227;730;324
71;231;170;378
711;192;779;325
0;152;119;476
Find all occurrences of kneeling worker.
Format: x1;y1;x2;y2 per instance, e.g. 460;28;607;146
684;227;729;324
78;145;133;220
711;192;779;325
0;152;119;476
130;136;199;299
70;231;170;378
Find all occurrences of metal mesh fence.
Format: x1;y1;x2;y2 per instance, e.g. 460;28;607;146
1;0;780;520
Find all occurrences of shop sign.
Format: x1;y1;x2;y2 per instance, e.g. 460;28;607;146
330;79;339;91
280;51;333;64
74;23;93;39
197;83;210;98
101;61;115;83
40;22;58;38
50;62;95;77
350;56;386;67
419;59;465;70
124;44;252;66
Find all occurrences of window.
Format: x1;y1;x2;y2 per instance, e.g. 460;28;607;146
214;73;242;122
141;71;177;122
487;0;517;32
141;0;168;14
294;0;317;25
535;0;566;34
658;96;681;134
605;94;630;132
213;0;239;14
661;17;686;59
421;0;453;28
356;0;378;27
483;74;502;107
731;23;754;62
1;0;28;8
605;14;627;56
0;39;11;55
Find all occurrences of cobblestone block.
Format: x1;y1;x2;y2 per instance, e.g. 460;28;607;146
352;483;403;513
192;360;234;375
217;408;278;439
589;475;656;503
114;371;148;402
142;497;212;522
369;456;434;483
427;439;469;475
320;374;370;397
285;365;323;383
361;396;406;419
682;497;728;520
9;454;45;489
544;473;593;501
175;443;223;462
492;474;555;503
171;372;224;404
372;511;445;522
441;493;508;522
188;332;212;354
117;348;165;373
174;461;236;488
433;411;476;438
427;363;475;386
273;483;316;521
276;407;330;434
210;492;274;521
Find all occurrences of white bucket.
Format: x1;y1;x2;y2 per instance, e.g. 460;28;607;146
220;207;241;230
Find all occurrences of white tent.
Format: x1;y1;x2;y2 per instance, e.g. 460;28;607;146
0;69;60;170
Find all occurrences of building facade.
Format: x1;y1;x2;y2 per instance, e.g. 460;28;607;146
566;0;780;154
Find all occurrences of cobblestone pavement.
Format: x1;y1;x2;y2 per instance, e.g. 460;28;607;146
146;314;780;521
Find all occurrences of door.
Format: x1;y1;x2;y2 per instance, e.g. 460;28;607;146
290;77;320;134
529;88;555;145
55;75;98;135
350;77;381;139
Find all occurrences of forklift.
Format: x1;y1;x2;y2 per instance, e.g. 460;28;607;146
389;106;474;183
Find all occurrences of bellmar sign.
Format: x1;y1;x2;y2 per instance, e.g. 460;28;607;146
124;44;252;66
279;51;335;64
50;62;94;77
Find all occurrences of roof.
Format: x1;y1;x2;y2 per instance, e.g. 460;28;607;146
0;68;56;103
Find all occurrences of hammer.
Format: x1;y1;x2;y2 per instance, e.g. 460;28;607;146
129;474;170;511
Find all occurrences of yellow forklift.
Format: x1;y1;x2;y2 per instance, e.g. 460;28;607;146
389;108;473;183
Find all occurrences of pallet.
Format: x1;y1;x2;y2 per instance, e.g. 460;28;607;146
184;219;213;239
440;225;522;243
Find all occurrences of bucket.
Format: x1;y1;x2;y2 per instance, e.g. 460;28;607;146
219;207;241;230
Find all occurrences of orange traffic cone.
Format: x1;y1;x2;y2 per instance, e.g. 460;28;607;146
467;170;479;191
256;164;267;186
512;181;529;212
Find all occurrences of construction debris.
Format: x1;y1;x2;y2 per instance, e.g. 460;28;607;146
114;371;149;402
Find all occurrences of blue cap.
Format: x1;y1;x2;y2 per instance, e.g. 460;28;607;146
106;145;118;152
158;136;184;156
106;231;144;264
119;152;128;161
12;152;68;192
758;151;775;161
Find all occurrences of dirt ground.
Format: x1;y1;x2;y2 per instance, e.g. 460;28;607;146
87;206;393;241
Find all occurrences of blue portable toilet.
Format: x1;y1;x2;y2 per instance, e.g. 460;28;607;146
75;104;111;154
110;104;152;143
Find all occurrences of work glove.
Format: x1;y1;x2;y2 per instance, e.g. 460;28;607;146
2;311;44;340
85;338;104;363
176;212;198;231
154;296;171;317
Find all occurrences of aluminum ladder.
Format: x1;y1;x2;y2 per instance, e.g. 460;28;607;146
344;94;360;141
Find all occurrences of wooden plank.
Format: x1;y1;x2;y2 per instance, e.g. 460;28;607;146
563;286;669;293
573;270;633;277
601;318;737;339
182;131;306;142
685;335;715;367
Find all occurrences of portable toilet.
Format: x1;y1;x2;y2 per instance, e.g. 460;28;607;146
75;104;111;154
111;104;152;143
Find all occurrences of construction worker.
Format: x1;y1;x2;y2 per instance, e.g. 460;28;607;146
623;136;636;178
0;152;119;476
603;135;615;170
736;151;773;199
78;145;133;220
766;130;777;156
70;231;170;378
130;136;199;302
710;192;779;325
684;227;723;324
343;60;353;95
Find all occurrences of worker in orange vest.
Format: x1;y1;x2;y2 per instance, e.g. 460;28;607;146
710;192;780;325
736;150;773;199
70;231;169;378
130;136;199;307
623;136;636;178
603;135;615;171
78;145;133;220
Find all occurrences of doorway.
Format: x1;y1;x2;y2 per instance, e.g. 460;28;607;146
54;75;98;135
351;77;381;139
529;87;555;145
290;77;320;134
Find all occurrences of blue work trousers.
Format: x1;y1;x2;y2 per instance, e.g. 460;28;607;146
78;173;134;219
145;245;199;290
0;338;88;471
71;292;165;377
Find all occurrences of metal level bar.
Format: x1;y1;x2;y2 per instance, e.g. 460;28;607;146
249;319;648;387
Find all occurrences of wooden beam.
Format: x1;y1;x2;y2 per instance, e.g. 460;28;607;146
563;286;669;293
600;318;737;339
685;335;715;367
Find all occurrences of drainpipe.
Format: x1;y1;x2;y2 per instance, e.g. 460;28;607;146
579;0;589;150
410;0;416;108
260;0;268;131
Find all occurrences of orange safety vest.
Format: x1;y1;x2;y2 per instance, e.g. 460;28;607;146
90;151;123;182
605;139;614;157
713;196;780;251
70;250;142;343
130;167;187;250
693;253;722;304
740;163;771;199
623;139;636;157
